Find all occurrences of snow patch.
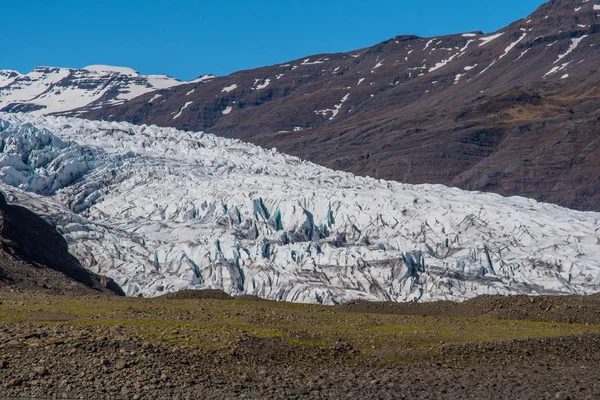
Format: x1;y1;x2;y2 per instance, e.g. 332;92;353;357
424;38;436;51
554;35;588;64
477;60;497;76
0;70;22;88
148;94;162;103
499;33;527;59
301;58;325;65
221;84;238;93
479;32;504;46
252;79;271;91
0;66;184;115
517;49;530;60
315;93;350;120
427;40;474;73
372;61;384;72
145;75;183;90
173;101;193;119
543;66;561;78
83;65;138;76
190;74;215;83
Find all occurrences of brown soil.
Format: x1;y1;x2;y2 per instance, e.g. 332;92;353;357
1;292;599;399
342;294;600;325
159;289;233;300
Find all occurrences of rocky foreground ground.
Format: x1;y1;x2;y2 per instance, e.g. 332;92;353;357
1;290;600;399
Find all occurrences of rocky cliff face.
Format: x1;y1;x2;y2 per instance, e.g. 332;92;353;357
75;0;600;211
0;65;189;116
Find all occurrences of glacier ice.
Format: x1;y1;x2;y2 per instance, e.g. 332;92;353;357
0;113;599;304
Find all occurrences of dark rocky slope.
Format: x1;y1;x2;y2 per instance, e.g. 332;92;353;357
0;193;123;295
78;0;600;210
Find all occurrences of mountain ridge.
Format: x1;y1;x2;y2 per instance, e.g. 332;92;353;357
72;0;600;211
1;0;599;211
0;65;205;116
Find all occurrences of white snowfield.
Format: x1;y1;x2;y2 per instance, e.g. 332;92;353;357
1;113;600;304
0;66;185;116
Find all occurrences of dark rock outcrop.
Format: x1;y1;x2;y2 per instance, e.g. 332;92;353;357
0;192;124;295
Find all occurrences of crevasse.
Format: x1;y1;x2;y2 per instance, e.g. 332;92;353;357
0;113;599;304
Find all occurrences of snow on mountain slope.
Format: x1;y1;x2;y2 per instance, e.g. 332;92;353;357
83;65;139;75
0;113;599;304
0;66;186;116
0;70;22;88
75;0;600;212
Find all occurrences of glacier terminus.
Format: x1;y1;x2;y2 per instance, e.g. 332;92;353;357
0;113;599;304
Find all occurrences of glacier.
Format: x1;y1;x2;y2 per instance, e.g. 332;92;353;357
0;113;599;304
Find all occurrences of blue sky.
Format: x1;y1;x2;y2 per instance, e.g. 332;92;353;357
2;0;546;81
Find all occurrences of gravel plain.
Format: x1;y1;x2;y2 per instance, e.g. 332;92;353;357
1;291;600;399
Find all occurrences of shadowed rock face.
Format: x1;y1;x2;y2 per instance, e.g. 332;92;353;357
74;0;600;211
0;192;124;295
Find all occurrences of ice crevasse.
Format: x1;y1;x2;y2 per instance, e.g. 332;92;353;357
0;113;599;304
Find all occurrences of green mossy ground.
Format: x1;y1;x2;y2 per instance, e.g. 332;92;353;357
1;294;598;363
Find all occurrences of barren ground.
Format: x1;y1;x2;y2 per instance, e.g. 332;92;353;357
1;290;600;399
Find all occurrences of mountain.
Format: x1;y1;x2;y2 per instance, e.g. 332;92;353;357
1;113;598;304
0;190;123;296
66;0;599;211
0;65;205;116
